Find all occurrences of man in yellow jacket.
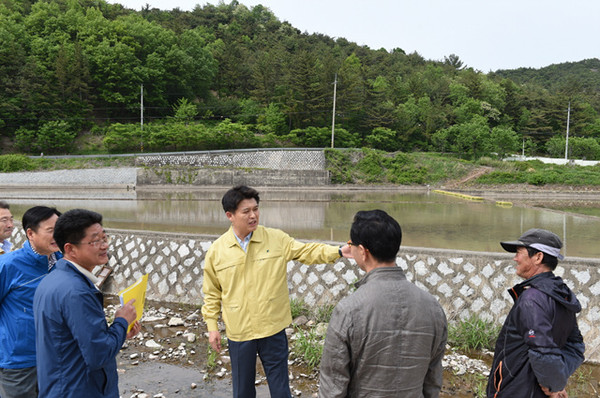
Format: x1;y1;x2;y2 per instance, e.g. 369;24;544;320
202;185;351;398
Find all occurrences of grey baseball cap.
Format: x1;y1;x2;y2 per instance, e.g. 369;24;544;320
500;228;564;260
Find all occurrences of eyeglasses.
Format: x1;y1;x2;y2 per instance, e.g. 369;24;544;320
0;217;14;224
77;236;111;248
347;240;357;246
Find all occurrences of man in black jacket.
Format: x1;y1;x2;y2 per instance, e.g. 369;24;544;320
486;229;585;398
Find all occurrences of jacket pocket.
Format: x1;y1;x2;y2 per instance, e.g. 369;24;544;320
264;291;290;324
89;368;108;394
253;250;282;263
214;260;242;293
214;260;240;272
222;303;244;337
13;317;35;357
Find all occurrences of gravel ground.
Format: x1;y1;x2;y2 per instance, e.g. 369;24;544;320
110;299;493;398
0;168;137;187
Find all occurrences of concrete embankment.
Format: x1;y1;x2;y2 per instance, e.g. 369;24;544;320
0;168;138;188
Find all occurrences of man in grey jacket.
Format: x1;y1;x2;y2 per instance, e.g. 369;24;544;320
319;209;447;398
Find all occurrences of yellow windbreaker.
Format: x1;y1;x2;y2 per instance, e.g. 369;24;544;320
201;225;340;341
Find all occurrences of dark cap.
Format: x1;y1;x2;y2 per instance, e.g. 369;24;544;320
500;228;564;260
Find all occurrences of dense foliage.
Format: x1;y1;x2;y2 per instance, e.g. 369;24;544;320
1;0;599;158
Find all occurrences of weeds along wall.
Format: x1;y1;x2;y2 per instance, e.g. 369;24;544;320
10;227;600;363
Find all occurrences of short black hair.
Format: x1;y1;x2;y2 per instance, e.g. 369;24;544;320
0;201;9;210
525;247;559;271
54;209;103;252
350;209;402;263
221;185;260;213
22;206;62;232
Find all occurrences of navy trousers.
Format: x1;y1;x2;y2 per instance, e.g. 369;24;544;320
228;329;292;398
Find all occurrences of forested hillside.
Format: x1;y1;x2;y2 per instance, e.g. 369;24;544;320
1;0;600;159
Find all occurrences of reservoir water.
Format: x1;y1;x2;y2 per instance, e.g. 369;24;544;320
3;187;600;258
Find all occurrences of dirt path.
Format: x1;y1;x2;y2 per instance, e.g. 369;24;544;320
444;166;492;189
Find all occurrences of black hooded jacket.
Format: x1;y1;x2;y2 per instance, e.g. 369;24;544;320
486;272;585;398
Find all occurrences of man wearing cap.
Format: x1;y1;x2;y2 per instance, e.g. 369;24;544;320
486;228;585;398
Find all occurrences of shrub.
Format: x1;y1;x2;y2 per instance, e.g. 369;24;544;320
36;121;77;154
103;123;143;153
14;127;38;153
324;148;353;184
365;127;401;151
0;154;37;172
356;148;385;180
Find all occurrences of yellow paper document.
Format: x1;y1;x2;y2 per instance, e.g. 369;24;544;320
118;274;148;332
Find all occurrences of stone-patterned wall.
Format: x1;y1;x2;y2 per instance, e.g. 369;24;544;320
9;227;600;362
136;168;330;187
136;149;326;171
98;230;600;363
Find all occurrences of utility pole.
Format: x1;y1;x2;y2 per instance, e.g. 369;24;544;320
140;84;144;152
564;101;570;160
331;73;337;148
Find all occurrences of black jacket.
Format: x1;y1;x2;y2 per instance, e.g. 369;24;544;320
486;272;585;398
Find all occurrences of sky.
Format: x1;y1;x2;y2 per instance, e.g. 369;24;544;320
107;0;600;73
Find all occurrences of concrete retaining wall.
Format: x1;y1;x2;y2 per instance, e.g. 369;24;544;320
137;149;327;170
10;227;600;362
137;168;330;187
136;149;330;186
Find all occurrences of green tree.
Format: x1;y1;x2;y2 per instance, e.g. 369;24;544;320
0;7;28;135
257;103;287;135
36;121;76;153
365;127;401;151
364;76;395;130
489;126;520;159
337;53;366;134
171;98;198;125
439;115;491;160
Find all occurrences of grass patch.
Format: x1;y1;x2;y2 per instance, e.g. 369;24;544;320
0;154;136;173
325;149;478;185
312;303;335;324
290;298;310;319
475;161;600;186
467;372;488;398
448;315;500;352
291;326;324;370
206;346;219;371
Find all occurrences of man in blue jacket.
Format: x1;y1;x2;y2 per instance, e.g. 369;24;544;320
34;208;140;398
486;228;585;398
0;201;14;255
0;206;62;397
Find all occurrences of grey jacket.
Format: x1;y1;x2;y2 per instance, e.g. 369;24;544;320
319;267;447;398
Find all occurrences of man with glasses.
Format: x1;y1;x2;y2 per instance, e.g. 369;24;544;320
0;206;62;397
0;201;14;255
34;208;140;398
319;210;448;398
202;185;351;398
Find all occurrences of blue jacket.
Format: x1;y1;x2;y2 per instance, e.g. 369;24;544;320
34;259;129;398
0;240;62;369
487;272;585;398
